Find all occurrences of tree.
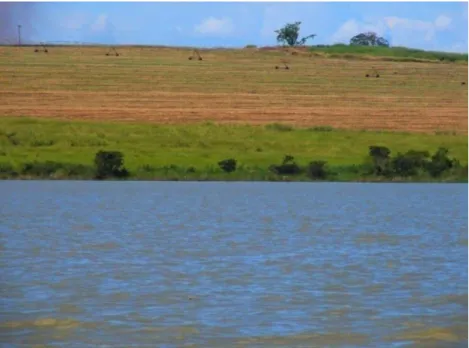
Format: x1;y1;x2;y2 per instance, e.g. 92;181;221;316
269;155;302;175
391;150;430;177
306;160;328;179
218;158;237;173
94;150;129;179
275;22;316;47
369;145;391;175
350;32;389;47
426;147;455;177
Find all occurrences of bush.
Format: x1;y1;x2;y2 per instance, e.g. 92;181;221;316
0;163;17;177
391;150;430;176
306;160;328;179
369;145;391;175
426;147;456;177
20;161;93;178
21;161;63;177
265;123;294;132
269;155;302;175
94;151;129;179
218;158;237;173
308;126;334;132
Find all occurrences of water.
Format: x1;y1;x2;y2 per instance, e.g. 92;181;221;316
0;181;467;347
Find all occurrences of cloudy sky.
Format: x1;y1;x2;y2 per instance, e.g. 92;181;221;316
1;2;467;53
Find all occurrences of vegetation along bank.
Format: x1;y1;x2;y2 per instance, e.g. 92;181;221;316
0;118;467;182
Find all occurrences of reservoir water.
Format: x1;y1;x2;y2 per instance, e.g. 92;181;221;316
1;181;467;347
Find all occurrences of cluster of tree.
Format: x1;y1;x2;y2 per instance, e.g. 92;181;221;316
1;147;462;181
217;155;328;180
368;146;459;178
350;32;389;47
216;146;460;180
275;22;389;48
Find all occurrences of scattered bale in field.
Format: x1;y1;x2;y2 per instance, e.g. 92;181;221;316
188;49;203;61
462;82;466;85
34;43;48;53
376;74;380;78
275;59;290;70
105;47;120;56
366;74;369;78
393;72;398;75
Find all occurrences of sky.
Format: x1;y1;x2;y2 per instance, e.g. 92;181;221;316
1;2;468;53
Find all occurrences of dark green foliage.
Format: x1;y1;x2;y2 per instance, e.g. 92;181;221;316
21;161;63;176
186;166;196;173
369;145;391;175
308;126;334;132
275;22;316;46
270;155;302;175
0;163;17;177
218;158;237;173
306;160;328;179
391;150;430;176
31;139;55;147
426;147;456;177
265;123;294;132
20;161;93;178
94;151;129;179
350;32;389;47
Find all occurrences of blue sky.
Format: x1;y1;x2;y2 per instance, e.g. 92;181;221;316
3;2;468;53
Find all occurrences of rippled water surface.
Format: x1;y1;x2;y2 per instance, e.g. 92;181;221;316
1;182;467;347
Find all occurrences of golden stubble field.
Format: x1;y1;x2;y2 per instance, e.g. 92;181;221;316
0;46;467;133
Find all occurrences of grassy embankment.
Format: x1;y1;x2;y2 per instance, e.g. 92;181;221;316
309;44;468;63
0;45;467;181
0;117;467;181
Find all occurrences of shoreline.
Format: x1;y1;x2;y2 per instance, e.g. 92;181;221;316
1;175;466;184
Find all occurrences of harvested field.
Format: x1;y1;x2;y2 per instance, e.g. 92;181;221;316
0;46;467;133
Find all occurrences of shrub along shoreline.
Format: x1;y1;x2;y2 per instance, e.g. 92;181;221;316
1;146;466;182
1;118;467;183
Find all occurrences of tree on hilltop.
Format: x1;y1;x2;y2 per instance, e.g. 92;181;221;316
275;22;316;47
350;32;389;47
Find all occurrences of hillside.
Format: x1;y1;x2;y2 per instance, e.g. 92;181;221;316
0;45;467;134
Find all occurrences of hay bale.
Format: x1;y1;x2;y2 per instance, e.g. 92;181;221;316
365;74;369;78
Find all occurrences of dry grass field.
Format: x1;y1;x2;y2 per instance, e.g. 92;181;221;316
0;45;467;134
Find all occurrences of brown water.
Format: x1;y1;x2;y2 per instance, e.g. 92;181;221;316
0;182;467;347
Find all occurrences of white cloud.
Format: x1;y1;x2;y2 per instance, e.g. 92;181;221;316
331;14;454;47
435;15;452;29
90;14;108;32
331;19;386;44
194;17;234;36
